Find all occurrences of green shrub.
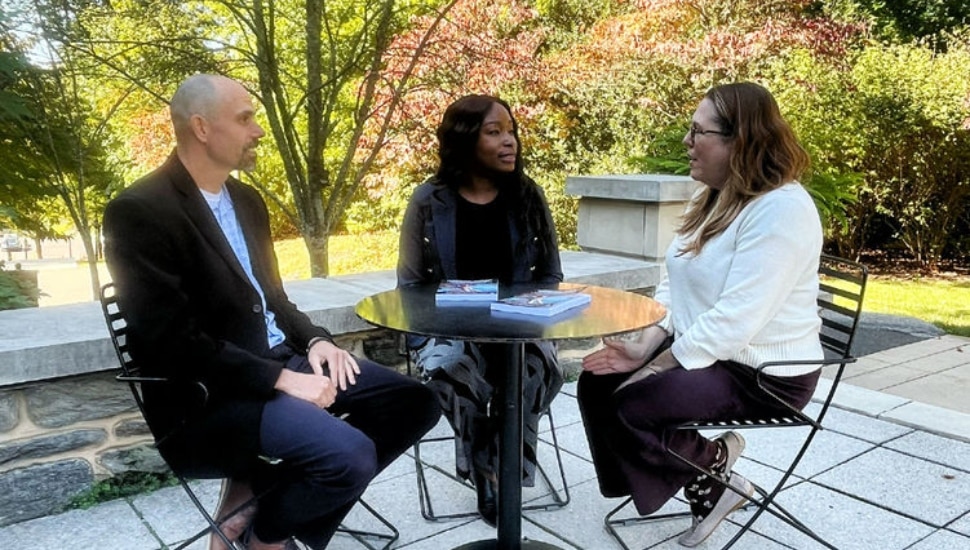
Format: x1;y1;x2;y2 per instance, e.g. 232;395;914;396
0;263;39;310
626;125;691;176
769;43;970;266
66;471;177;510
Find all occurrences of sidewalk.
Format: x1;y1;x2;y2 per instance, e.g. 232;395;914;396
1;335;968;549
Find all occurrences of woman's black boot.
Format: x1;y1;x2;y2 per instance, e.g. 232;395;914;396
473;469;498;527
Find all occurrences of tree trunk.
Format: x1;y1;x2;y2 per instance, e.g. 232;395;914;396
79;229;101;301
304;231;329;278
94;224;103;261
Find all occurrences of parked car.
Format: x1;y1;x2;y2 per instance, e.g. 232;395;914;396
1;234;31;252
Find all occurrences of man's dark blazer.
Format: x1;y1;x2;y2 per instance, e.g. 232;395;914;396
103;153;331;476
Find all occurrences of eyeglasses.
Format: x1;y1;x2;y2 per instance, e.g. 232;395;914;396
688;125;730;144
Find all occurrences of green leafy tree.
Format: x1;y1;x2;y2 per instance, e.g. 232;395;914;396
0;7;51;237
59;0;459;276
769;42;970;266
823;0;970;49
362;0;867;248
525;0;864;246
1;0;122;298
352;0;550;233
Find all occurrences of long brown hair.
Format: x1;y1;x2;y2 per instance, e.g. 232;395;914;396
679;82;810;255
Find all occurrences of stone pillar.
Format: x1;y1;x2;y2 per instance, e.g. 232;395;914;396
565;174;697;261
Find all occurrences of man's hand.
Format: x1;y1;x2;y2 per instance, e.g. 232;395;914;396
307;339;360;391
275;369;337;409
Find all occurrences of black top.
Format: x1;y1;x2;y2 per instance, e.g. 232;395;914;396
455;192;512;281
396;178;563;287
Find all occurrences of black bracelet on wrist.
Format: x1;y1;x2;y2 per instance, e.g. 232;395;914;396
305;337;326;355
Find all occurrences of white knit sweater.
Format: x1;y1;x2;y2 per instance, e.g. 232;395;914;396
654;183;824;377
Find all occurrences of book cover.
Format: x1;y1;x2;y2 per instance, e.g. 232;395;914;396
435;279;499;303
489;288;591;317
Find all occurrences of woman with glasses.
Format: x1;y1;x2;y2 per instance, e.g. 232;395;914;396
577;82;824;547
397;94;563;527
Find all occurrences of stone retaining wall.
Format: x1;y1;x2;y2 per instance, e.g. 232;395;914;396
0;370;152;526
0;326;424;527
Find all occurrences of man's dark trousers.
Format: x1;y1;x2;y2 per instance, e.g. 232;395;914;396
254;349;439;547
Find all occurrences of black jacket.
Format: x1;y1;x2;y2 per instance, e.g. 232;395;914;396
103;153;332;475
397;177;563;287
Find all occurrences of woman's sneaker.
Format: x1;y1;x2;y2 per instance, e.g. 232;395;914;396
678;473;755;547
716;431;745;477
683;431;747;529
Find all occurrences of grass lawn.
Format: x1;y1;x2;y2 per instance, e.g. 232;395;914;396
862;275;970;337
274;231;399;280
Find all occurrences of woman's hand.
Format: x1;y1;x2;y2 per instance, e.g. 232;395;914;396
582;338;646;375
613;349;682;392
582;325;668;376
645;348;680;372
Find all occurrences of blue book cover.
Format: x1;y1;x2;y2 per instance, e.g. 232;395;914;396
489;288;591;317
435;279;499;303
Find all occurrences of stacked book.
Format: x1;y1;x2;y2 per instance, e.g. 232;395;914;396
435;280;591;317
489;288;591;317
434;279;500;304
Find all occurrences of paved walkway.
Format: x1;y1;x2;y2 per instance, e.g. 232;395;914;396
1;335;968;549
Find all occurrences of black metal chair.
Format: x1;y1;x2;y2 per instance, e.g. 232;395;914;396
100;283;399;550
605;254;868;549
404;340;570;522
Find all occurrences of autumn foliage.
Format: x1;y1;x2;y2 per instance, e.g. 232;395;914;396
11;0;965;269
357;1;866;231
365;0;546;182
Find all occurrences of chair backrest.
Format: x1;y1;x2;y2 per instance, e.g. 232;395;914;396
100;283;135;374
817;254;868;359
100;282;151;411
101;282;215;432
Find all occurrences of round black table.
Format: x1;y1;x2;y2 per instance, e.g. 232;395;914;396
355;283;665;549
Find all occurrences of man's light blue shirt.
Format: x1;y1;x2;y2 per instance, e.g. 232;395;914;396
200;186;286;348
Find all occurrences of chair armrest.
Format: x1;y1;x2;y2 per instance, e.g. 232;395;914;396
116;370;211;451
116;373;169;384
116;371;210;406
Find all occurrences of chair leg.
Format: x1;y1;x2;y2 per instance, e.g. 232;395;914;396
335;498;399;550
708;447;838;549
525;407;570;511
413;409;570;521
171;477;239;550
169;478;397;550
703;480;835;550
413;433;477;521
604;496;695;550
604;428;839;550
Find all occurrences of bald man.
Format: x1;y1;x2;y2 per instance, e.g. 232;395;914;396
103;74;439;550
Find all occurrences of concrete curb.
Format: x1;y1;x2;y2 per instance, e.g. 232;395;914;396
817;378;970;443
